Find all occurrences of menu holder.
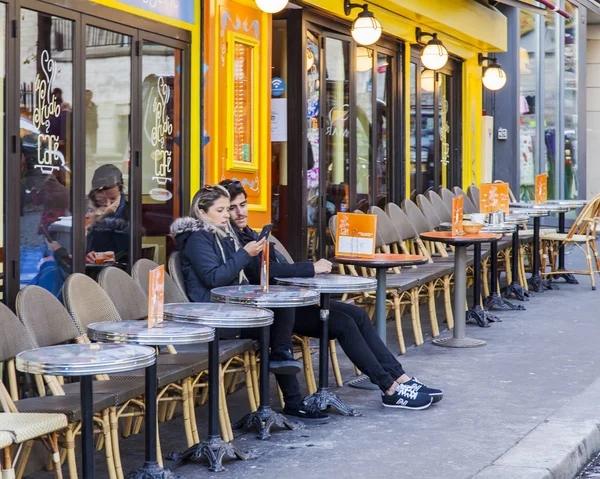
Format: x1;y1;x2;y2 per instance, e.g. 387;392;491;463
260;243;270;293
148;265;165;329
480;182;509;214
535;173;548;204
452;195;464;236
335;213;377;258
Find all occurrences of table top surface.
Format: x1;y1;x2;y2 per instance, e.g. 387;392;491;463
546;199;588;207
333;253;428;268
88;320;215;346
420;231;502;245
16;343;156;376
482;223;517;234
509;202;570;213
164;302;274;329
276;274;377;293
211;285;319;309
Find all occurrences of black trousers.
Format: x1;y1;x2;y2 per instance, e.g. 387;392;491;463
277;301;406;409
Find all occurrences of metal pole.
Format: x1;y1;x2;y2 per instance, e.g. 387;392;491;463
80;375;94;479
512;228;519;282
473;243;481;307
375;268;387;344
259;326;271;411
208;330;220;438
453;246;467;340
144;361;158;466
533;216;541;278
490;241;498;294
558;211;566;269
318;293;330;390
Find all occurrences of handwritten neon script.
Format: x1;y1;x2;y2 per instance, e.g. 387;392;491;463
142;0;179;9
151;77;174;185
32;50;62;173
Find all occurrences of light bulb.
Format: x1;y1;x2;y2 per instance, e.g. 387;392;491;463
256;0;288;13
351;13;382;46
356;47;373;72
421;69;435;92
482;63;507;90
420;36;449;71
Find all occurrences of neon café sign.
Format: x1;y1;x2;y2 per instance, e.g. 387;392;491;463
106;0;195;24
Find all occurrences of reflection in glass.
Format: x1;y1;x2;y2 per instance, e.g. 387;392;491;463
355;47;373;212
85;26;131;267
306;33;320;259
142;42;182;265
421;66;435;192
20;10;73;295
0;5;4;299
543;9;558;199
519;10;538;201
376;53;391;209
233;42;253;163
409;63;417;196
564;2;578;200
438;74;449;189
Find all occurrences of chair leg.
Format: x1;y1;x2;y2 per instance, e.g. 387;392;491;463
506;249;513;284
299;337;317;394
586;241;596;290
243;351;258;412
392;295;406;355
120;406;135;438
443;276;454;330
220;365;234;442
329;340;343;387
409;291;423;346
3;446;15;479
250;351;260;406
100;410;118;479
427;283;440;338
48;432;63;479
109;407;124;479
182;380;194;448
482;259;490;298
14;441;33;479
188;381;200;445
277;384;285;409
65;425;78;479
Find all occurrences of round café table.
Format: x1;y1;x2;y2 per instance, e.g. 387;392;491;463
275;275;377;415
87;321;214;476
333;254;428;344
210;286;318;439
420;232;501;348
547;199;589;284
16;343;155;479
162;303;273;468
165;300;298;446
509;203;569;292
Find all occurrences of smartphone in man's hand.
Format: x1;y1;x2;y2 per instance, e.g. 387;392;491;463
258;224;273;241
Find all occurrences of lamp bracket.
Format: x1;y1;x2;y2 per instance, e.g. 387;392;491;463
415;27;436;45
478;54;497;66
344;0;367;16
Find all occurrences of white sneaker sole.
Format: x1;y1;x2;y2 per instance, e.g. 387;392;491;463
382;398;433;410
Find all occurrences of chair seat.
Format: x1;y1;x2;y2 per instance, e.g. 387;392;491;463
0;430;12;449
541;233;592;242
498;238;513;250
109;363;194;388
163;339;254;362
0;413;68;443
62;378;145;406
432;255;475;267
14;393;115;423
400;264;454;283
384;274;419;291
154;353;209;375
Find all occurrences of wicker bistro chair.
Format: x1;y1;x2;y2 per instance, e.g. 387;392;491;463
452;186;479;214
385;203;455;329
540;194;600;290
16;285;148;478
467;185;480;212
0;301;117;479
425;190;452;223
168;252;188;300
132;259;259;438
62;274;205;450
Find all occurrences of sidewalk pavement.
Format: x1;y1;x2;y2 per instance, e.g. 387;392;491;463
60;247;600;478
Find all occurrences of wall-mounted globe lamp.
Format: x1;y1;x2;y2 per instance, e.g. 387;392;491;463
356;47;374;72
256;0;288;13
344;0;382;46
479;54;507;91
416;27;449;71
420;69;436;93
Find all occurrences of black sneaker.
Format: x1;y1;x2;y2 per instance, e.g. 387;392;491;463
403;377;444;404
283;405;330;424
382;384;433;410
269;348;302;375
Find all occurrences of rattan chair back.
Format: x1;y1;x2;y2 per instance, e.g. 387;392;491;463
416;194;442;229
98;267;148;321
369;206;402;248
385;203;417;242
440;188;456;212
467;185;480;211
63;273;121;335
168;252;189;300
132;259;189;304
17;286;80;347
425;191;452;223
452;186;478;214
270;235;294;264
402;199;434;234
0;302;37;363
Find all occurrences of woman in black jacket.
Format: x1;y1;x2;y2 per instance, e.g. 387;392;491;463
170;185;301;376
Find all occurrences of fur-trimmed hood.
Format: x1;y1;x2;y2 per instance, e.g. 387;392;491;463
170;216;217;237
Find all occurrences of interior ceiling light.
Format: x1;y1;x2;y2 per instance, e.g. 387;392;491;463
479;54;507;91
416;27;449;71
344;1;382;46
255;0;288;14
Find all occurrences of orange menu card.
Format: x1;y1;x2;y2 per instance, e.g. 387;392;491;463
480;182;509;214
260;243;270;293
535;173;548;204
335;212;377;258
148;265;165;328
452;195;464;236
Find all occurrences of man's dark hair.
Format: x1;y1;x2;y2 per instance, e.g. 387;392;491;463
219;179;247;200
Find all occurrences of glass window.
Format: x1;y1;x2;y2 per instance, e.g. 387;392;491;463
519;10;538;202
141;42;183;265
543;9;559;200
0;5;4;299
564;2;578;200
306;32;320;259
355;47;373;212
376;53;391;208
233;42;253;164
421;67;435;192
20;10;73;294
85;26;132;268
409;62;417;197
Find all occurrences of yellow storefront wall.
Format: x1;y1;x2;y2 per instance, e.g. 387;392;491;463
300;0;506;193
